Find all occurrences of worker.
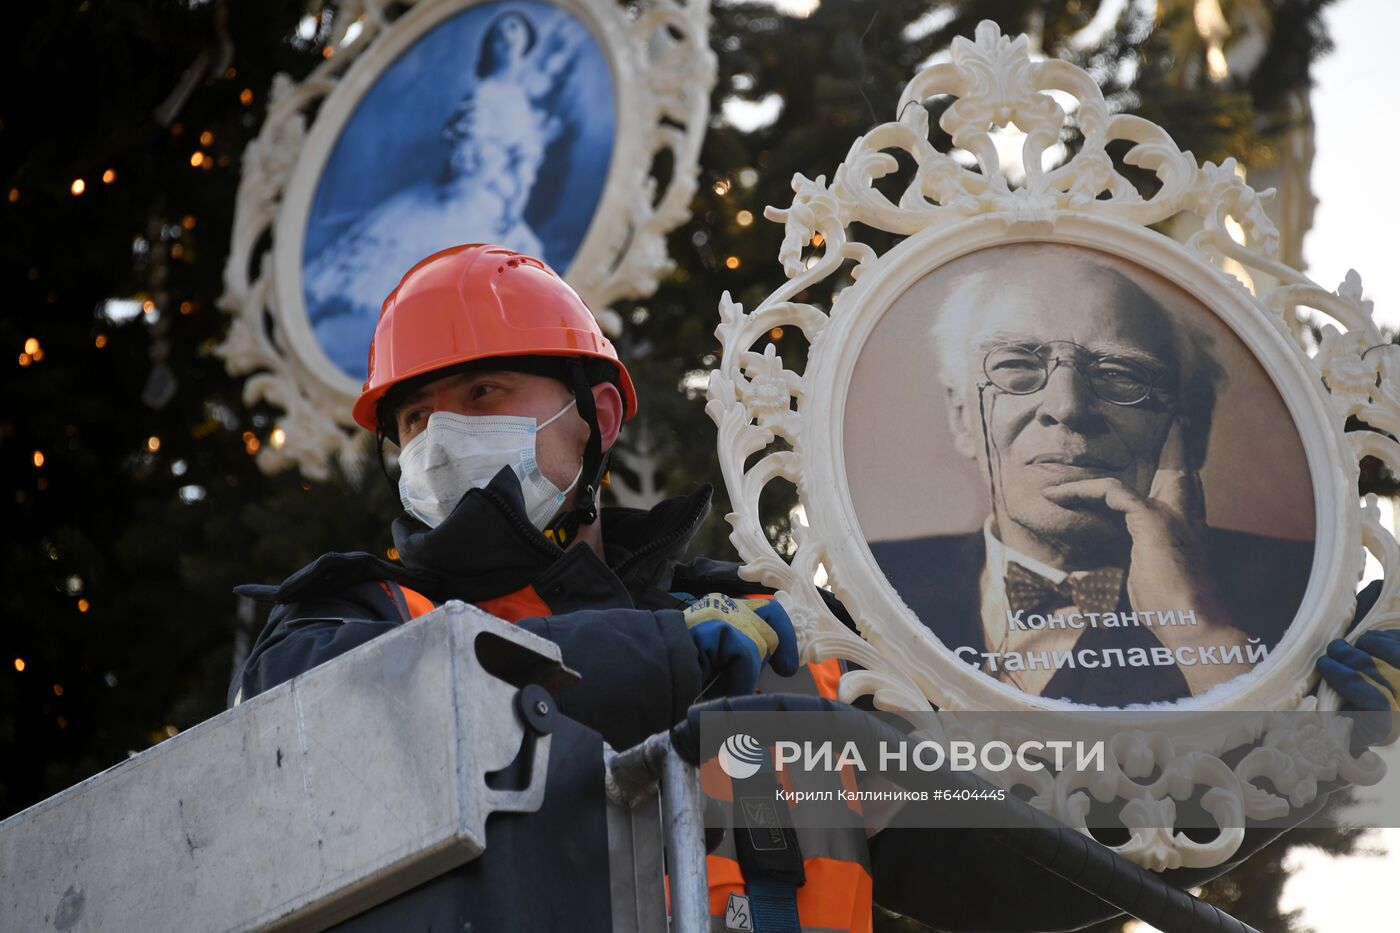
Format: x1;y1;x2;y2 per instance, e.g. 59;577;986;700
230;243;1400;932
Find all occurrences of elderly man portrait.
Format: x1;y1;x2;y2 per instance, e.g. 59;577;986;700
868;244;1315;706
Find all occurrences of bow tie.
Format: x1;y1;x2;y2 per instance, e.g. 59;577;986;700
1004;561;1124;617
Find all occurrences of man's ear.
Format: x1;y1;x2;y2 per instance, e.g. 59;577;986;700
946;386;980;460
591;381;624;453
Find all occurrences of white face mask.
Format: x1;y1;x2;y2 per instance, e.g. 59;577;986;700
397;400;581;530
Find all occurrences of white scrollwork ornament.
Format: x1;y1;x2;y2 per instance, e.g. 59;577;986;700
219;0;714;478
708;21;1395;869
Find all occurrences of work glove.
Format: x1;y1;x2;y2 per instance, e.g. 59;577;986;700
679;593;800;697
1317;580;1400;746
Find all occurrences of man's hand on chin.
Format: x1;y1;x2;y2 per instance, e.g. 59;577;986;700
1039;427;1251;695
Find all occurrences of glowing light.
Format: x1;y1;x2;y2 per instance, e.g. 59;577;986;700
199;130;213;146
322;46;335;58
1206;47;1229;81
736;210;754;227
101;299;141;323
95;334;108;349
143;300;156;314
170;244;184;259
101;168;116;184
224;67;237;79
189;152;206;167
243;431;261;455
18;353;31;367
240;88;254;106
164;724;179;738
181;215;196;230
179;301;194;315
13;658;24;672
70;178;86;196
146;436;161;452
712;179;731;196
387;547;400;561
7;188;18;202
770;327;785;341
53;684;63;695
725;256;741;270
77;599;90;613
25;338;40;355
270;427;286;449
812;233;825;247
32;451;44;468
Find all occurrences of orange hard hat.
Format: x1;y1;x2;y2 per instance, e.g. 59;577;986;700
351;243;638;433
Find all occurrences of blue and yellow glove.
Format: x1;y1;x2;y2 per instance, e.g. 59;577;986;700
1317;581;1400;747
679;593;800;697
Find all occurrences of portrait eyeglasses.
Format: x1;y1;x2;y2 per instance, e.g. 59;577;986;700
981;341;1163;407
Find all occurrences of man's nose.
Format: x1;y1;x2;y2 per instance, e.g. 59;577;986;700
1035;360;1097;426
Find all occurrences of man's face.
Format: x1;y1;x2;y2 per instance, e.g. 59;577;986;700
394;368;586;493
954;275;1180;563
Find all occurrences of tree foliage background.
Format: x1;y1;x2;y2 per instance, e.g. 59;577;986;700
0;0;1376;929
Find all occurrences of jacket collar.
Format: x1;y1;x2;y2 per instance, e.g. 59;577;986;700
390;468;712;604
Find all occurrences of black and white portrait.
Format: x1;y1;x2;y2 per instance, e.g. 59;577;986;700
301;1;615;382
850;243;1316;707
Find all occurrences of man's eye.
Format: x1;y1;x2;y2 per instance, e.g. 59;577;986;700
990;357;1040;372
1093;361;1149;383
470;383;498;400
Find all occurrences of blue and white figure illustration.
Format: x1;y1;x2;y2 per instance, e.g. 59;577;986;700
302;1;616;382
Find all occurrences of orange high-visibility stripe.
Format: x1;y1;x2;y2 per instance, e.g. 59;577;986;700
707;855;873;933
379;581;439;620
380;581;547;623
477;585;551;622
701;758;732;802
809;658;843;700
400;585;436;619
793;857;874;933
799;660;866;811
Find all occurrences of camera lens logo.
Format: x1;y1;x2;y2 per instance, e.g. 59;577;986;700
718;733;765;780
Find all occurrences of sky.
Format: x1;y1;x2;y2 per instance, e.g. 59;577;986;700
754;2;1400;930
1304;0;1399;332
1277;4;1400;930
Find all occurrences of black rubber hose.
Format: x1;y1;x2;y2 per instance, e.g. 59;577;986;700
671;693;1259;933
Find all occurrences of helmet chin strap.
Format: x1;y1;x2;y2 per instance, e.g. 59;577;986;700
544;361;609;545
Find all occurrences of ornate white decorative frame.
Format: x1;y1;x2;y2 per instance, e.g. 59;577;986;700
707;22;1397;868
218;0;714;477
